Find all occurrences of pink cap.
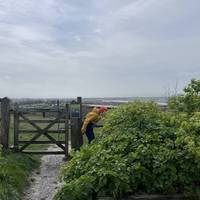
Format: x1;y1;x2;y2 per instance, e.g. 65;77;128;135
99;106;108;113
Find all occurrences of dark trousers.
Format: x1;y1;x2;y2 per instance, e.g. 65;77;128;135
86;122;95;144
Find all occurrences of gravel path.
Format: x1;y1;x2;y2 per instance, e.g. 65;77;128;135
23;146;65;200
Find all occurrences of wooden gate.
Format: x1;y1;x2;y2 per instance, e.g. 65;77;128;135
13;104;70;157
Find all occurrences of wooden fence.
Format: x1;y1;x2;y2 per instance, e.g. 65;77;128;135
0;97;83;157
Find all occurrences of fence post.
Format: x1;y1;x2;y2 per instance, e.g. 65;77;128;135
14;104;19;151
71;118;81;150
0;97;10;149
77;97;83;149
65;104;69;159
70;97;83;150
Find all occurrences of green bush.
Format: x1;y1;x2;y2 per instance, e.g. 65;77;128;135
0;151;39;200
55;101;200;200
168;79;200;114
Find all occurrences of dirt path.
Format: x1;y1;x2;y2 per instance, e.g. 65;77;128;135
23;146;65;200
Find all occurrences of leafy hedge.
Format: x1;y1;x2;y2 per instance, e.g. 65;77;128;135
55;102;200;200
0;147;40;200
168;79;200;114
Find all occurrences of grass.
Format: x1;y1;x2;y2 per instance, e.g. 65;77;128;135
0;149;40;200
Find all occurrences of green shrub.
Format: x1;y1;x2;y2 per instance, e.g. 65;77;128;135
168;79;200;114
0;152;39;200
55;101;200;200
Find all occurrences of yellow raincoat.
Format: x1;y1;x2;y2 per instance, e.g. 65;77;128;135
81;107;101;134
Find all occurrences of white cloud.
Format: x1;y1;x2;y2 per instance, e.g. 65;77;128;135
0;0;200;98
74;35;81;41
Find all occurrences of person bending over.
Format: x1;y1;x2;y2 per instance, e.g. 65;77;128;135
81;107;108;144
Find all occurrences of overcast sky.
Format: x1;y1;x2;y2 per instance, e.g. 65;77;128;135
0;0;199;98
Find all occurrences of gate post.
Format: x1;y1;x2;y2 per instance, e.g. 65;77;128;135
14;104;19;151
71;97;83;150
71;118;83;150
65;104;69;159
0;97;10;149
78;97;83;148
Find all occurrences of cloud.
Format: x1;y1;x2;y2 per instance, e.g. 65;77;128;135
0;0;200;98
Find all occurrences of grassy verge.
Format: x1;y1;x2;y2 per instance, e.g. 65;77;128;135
0;149;40;200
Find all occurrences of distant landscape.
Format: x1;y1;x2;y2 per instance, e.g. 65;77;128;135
10;96;168;109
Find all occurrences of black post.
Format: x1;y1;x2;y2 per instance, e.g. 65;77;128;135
0;97;10;149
